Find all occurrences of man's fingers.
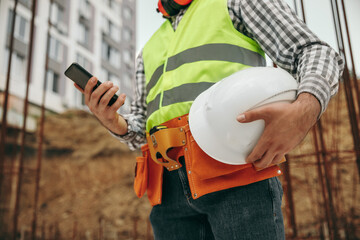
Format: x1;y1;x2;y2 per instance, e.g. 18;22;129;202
98;85;119;108
272;154;284;165
253;151;275;170
110;93;126;111
84;77;98;104
90;81;113;106
246;140;266;164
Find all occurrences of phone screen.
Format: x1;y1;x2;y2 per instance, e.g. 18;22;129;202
64;63;93;90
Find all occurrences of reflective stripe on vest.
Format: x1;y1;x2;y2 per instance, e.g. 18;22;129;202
143;0;266;131
146;43;266;94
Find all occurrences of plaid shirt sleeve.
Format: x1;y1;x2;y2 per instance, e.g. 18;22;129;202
109;51;147;150
229;0;344;114
113;0;344;150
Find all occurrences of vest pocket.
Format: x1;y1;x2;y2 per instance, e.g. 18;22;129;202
134;154;149;198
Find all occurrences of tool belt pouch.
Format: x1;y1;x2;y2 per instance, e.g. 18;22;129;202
134;145;149;198
146;127;186;171
185;126;252;180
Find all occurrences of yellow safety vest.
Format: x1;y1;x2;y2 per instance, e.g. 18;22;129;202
143;0;266;131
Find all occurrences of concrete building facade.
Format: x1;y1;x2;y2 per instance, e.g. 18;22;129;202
0;0;136;131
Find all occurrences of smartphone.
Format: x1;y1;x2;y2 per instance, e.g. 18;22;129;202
64;62;118;106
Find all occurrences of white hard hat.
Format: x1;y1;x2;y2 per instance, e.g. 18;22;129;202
189;67;298;165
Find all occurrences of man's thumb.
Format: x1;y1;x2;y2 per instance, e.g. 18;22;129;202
237;108;264;123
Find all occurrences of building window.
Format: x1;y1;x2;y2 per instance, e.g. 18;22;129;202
19;0;32;8
50;2;67;33
123;6;132;20
107;0;120;15
109;22;121;42
109;73;121;94
48;36;63;62
123;49;132;65
2;48;26;82
100;68;109;81
78;22;90;47
76;53;91;71
74;88;85;107
100;68;120;91
50;3;64;25
79;0;91;19
7;10;29;43
122;72;133;91
101;41;121;68
123;27;132;42
46;69;60;93
101;16;120;42
101;15;109;34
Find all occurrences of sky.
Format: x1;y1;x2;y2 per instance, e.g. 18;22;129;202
136;0;360;76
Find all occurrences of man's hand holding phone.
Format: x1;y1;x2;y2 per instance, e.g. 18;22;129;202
65;63;128;135
74;77;128;135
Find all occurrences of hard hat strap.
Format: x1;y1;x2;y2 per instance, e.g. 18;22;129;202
157;0;193;17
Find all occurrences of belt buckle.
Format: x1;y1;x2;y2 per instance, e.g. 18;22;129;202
149;125;167;148
150;134;157;147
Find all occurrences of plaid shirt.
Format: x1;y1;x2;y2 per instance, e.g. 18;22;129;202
115;0;344;150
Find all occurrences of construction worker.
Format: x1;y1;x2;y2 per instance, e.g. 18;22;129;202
75;0;344;239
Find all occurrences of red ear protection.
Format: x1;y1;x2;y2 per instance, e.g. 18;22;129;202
157;0;193;17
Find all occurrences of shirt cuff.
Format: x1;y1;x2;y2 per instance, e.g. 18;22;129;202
108;117;135;141
297;73;333;116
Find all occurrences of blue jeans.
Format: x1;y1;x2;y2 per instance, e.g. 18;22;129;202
150;158;285;240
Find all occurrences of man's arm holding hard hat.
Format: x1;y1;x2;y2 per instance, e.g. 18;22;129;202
235;1;343;169
237;92;320;169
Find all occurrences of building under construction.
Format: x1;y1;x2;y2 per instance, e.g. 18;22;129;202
0;0;359;239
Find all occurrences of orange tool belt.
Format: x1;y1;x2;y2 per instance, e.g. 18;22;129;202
134;114;284;206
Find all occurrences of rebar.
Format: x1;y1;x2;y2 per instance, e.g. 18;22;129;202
12;0;38;239
282;158;297;237
317;121;340;240
0;0;19;235
339;0;360;121
329;0;360;179
300;0;306;23
30;1;52;238
312;127;333;238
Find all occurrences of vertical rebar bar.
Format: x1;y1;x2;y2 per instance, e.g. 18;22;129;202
317;121;340;240
303;162;323;238
330;0;360;179
341;0;360;105
133;217;138;240
12;0;38;239
30;1;52;239
72;221;78;240
49;224;53;240
300;0;306;23
41;221;45;240
327;2;360;235
282;158;297;238
0;1;19;233
340;0;360;120
30;90;45;240
98;217;103;240
312;127;333;238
